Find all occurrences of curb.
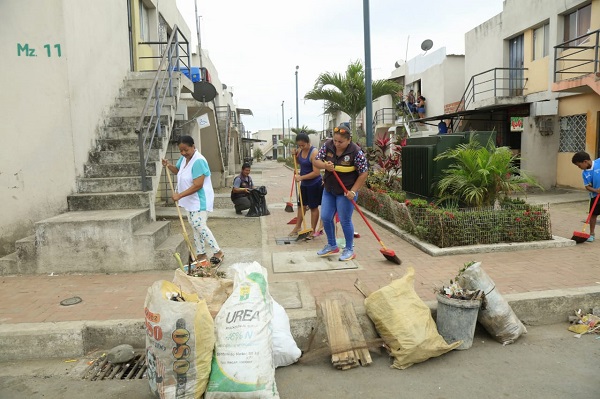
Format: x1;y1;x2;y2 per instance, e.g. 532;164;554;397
2;286;599;362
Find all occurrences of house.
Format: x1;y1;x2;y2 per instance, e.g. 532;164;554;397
422;0;599;189
0;0;250;273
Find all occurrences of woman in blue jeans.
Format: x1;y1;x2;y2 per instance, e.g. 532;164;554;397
313;124;369;261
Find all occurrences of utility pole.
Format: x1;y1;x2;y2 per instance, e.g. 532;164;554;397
363;0;373;147
295;66;300;130
281;101;285;158
193;0;203;68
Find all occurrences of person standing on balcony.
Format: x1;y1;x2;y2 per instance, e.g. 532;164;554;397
406;90;416;113
572;151;600;242
416;95;426;119
162;135;225;266
313;124;369;261
289;132;324;239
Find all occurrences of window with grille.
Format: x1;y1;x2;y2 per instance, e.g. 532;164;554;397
559;114;587;152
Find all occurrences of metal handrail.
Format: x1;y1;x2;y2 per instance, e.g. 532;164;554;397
135;25;191;192
454;67;528;113
554;29;600;82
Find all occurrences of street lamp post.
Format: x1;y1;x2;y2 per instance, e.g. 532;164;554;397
363;0;373;148
295;66;300;130
281;101;285;158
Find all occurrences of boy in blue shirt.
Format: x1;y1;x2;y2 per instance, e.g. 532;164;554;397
572;151;600;242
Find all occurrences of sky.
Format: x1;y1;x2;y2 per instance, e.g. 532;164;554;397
176;0;504;134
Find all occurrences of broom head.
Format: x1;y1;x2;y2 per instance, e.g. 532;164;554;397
380;248;402;265
571;230;590;244
296;228;313;241
287;217;298;224
285;202;294;213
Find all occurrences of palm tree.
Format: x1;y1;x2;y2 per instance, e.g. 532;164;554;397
291;125;317;135
434;135;541;207
304;60;401;138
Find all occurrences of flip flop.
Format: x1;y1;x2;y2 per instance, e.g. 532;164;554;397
210;254;225;265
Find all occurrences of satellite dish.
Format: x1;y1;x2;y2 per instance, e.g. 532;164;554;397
394;60;402;68
192;81;217;102
421;39;433;52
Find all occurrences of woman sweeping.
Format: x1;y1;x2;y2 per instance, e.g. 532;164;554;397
289;132;324;239
162;135;225;266
313;124;368;261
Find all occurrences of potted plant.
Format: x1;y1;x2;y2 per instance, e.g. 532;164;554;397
435;261;484;350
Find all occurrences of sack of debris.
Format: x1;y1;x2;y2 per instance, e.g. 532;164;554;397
272;299;302;368
144;280;215;398
173;269;234;318
365;267;461;369
457;261;527;345
205;262;279;398
246;186;270;217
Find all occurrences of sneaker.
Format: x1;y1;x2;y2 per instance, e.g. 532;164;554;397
339;248;356;261
317;244;339;257
235;209;243;215
587;234;595;242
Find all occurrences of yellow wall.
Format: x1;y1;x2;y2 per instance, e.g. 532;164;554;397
523;29;549;94
556;93;600;188
130;0;155;71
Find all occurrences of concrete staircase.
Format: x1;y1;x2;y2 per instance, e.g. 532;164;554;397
0;72;190;275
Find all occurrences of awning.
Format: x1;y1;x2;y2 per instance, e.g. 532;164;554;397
241;138;266;143
237;108;254;116
412;102;531;124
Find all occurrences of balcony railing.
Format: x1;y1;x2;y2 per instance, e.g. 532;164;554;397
454;67;528;113
554;29;600;82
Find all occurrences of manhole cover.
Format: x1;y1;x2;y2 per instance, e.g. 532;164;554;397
60;296;82;306
82;352;146;381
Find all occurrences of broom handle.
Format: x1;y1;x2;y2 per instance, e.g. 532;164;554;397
331;170;387;249
583;193;600;228
293;155;308;230
164;166;197;262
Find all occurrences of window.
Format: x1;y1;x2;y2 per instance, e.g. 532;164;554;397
139;1;150;42
533;23;549;60
559;114;587;152
564;4;591;44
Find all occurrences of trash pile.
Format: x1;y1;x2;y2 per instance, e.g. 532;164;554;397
569;309;600;337
144;260;300;398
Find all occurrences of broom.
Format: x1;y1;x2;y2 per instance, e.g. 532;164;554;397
285;170;295;213
331;170;401;265
293;155;312;240
164;166;197;268
572;193;600;243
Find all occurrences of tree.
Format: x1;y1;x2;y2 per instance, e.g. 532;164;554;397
253;147;263;162
290;125;318;135
434;135;541;207
304;60;401;139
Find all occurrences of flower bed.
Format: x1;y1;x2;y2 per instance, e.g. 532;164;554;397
357;187;552;248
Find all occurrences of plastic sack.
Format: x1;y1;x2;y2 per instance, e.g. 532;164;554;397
205;262;279;398
457;261;527;345
144;280;215;399
272;299;302;368
172;269;233;318
365;267;460;369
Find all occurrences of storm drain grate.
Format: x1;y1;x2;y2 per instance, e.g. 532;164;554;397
275;237;299;245
81;352;147;381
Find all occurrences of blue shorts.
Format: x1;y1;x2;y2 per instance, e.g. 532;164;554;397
298;182;323;209
417;107;425;114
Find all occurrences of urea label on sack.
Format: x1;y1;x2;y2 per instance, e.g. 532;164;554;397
207;269;276;396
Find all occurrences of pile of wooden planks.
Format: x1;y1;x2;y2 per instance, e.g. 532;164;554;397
321;298;372;370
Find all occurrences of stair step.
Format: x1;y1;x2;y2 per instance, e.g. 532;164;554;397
134;220;171;250
67;192;151;211
101;126;139;139
106;114;171;128
84;161;157;178
117;96;176;108
124;78;179;89
0;252;18;276
154;234;190;270
15;235;36;263
96;138;163;151
89;149;159;164
77;176;152;193
111;104;173;118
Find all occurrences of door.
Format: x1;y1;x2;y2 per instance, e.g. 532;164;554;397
509;35;524;96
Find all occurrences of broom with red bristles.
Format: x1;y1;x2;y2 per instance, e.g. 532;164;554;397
572;193;600;243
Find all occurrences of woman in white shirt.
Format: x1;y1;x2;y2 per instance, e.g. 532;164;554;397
162;135;224;265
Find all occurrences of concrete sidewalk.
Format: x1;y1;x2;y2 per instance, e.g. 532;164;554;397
1;160;599;361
